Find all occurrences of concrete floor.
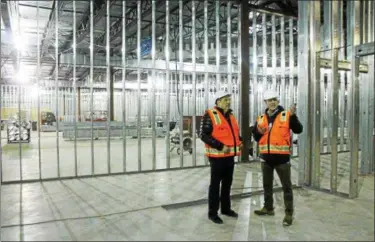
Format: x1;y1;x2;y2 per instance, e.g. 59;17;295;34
1;131;373;241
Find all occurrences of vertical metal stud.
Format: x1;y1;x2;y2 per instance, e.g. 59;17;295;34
369;0;375;173
346;0;353;152
271;15;276;91
237;4;242;129
330;0;339;193
311;1;321;188
151;0;156;170
289;18;295;156
349;0;361;198
165;0;171;168
337;0;345;152
262;13;267;91
280;16;286;107
324;1;332;154
18;73;22;181
55;0;60;178
122;0;127;172
216;0;220;93
137;0;142;171
297;1;312;186
339;71;345;151
37;1;42;180
90;0;95;175
179;0;184;167
237;3;242;123
228;3;237;158
203;0;209;165
192;0;197;166
106;0;111;173
73;0;78;177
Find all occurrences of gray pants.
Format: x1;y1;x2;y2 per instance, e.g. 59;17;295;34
262;162;294;214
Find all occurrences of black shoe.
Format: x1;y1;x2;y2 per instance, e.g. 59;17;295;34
208;215;223;224
222;210;238;218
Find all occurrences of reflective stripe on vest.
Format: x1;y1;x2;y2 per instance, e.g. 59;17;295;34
205;147;240;157
259;144;290;154
210;109;222;125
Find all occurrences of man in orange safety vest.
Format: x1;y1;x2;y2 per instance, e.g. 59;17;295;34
252;89;303;226
199;90;242;224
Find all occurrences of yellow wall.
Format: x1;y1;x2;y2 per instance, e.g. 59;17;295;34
1;107;51;120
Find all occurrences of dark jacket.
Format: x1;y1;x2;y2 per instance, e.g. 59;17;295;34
199;107;242;156
252;105;303;165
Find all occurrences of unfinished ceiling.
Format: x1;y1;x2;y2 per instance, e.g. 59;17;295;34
0;0;298;84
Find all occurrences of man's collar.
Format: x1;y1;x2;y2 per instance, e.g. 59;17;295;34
215;106;233;114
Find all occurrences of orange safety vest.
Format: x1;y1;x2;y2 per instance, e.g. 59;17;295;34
204;108;241;158
257;111;291;155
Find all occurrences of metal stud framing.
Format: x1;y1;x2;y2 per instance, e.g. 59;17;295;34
0;2;373;207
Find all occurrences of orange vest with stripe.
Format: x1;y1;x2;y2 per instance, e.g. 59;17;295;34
204;108;241;158
257;111;291;155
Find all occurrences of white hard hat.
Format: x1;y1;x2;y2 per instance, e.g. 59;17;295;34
263;89;278;100
215;90;231;103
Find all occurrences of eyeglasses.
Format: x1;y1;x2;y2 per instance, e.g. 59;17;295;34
266;98;278;102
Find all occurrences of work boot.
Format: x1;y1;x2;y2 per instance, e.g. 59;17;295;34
254;207;275;216
282;213;293;226
208;215;223;224
222;210;238;218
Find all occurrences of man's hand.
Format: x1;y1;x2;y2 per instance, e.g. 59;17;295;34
257;125;267;135
238;142;243;151
222;145;231;154
289;103;296;116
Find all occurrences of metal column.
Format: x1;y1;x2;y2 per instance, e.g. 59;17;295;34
297;1;312;186
90;0;95;175
55;0;60;178
262;13;267;91
310;1;321;188
330;0;339;193
106;0;111;173
280;16;286;106
165;0;171;168
348;0;361;199
237;4;242;124
136;1;142;171
151;0;157;170
122;0;127;172
192;0;197;166
271;15;276;90
37;1;42;180
178;0;184;167
203;0;209;165
239;1;250;162
73;0;78;176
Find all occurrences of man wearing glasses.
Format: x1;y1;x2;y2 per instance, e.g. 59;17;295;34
252;89;303;226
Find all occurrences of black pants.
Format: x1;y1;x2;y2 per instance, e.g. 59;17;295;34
208;157;235;217
262;162;294;214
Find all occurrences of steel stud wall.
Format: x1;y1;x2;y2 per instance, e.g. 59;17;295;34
0;0;374;209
